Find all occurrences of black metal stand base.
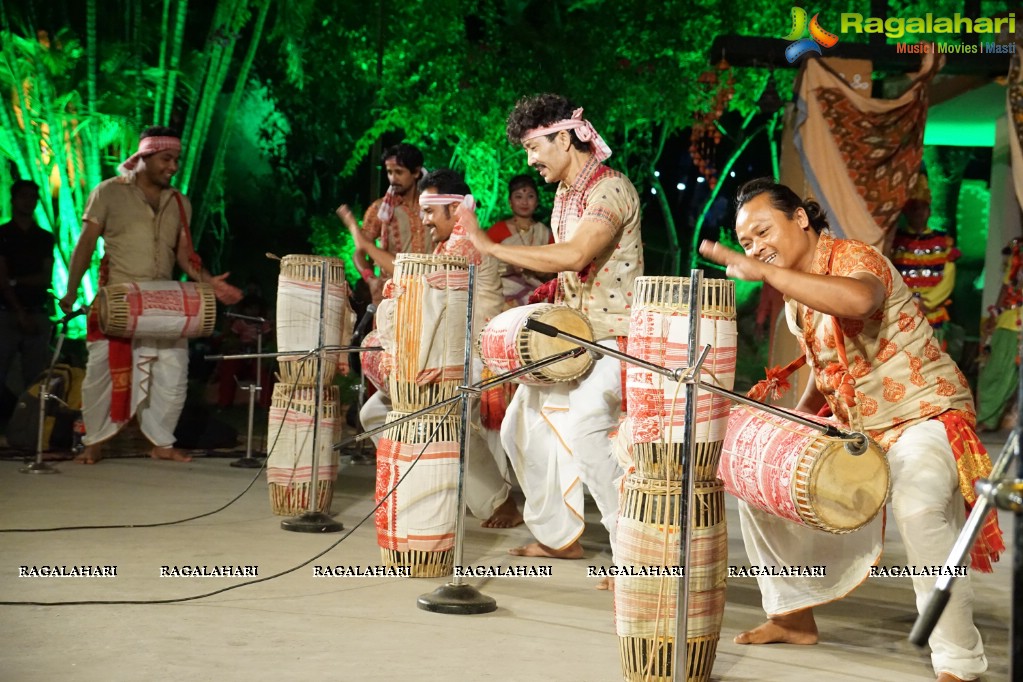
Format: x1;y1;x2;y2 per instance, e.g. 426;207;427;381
417;582;497;615
229;455;264;468
280;512;343;533
19;461;60;474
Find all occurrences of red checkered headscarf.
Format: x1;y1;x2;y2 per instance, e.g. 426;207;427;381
118;136;182;176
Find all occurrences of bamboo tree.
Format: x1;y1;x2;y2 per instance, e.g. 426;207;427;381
193;0;271;255
179;0;249;193
162;0;189;126
84;0;100;191
153;0;171;123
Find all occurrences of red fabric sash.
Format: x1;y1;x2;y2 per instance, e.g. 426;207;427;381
89;255;133;424
934;411;1005;572
479;366;516;431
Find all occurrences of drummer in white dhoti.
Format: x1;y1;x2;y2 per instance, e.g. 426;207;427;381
700;178;1003;682
339;169;522;529
458;93;644;574
59;127;243;465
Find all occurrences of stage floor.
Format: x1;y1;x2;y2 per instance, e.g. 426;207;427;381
0;428;1014;681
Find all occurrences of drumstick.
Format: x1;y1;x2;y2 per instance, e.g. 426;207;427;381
266;252;281;261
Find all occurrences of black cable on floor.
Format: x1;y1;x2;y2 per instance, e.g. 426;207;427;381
0;355;319;533
0;400;459;606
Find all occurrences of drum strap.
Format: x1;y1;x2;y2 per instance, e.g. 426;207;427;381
171;191;204;276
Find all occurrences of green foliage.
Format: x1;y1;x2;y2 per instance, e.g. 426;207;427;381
308;212;359;287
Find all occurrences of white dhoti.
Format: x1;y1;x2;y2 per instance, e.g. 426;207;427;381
501;340;624;554
81;337;188;448
362;387;511;521
739;419;986;679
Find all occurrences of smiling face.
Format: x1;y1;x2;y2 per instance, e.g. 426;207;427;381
735;193;818;272
139;149;180;189
420;190;458;244
522;132;570;184
509;185;538;220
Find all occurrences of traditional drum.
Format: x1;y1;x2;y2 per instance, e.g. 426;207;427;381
477;303;595;385
97;281;216;339
719;405;890;534
616;475;727;682
275;254;355;386
389;253;469;411
624;277;736;481
266;383;340;516
375;410;461;577
360;329;390;398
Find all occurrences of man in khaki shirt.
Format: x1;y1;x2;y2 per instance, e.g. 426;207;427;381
459;93;643;574
59;126;242;464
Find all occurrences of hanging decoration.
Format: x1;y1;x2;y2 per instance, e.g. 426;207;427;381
689;58;734;190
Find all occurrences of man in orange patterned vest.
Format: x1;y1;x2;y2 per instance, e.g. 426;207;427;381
700;178;1001;682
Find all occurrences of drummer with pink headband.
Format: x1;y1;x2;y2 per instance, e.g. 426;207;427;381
60;126;243;465
342;169;523;529
457;93;643;578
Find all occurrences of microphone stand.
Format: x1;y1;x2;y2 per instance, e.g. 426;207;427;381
521;320;871;452
416;264;498;614
520;269;873;682
20;310;80;474
346;304;377;464
674;270;701;680
279;257;342;533
226;312;268;469
335;347;586;449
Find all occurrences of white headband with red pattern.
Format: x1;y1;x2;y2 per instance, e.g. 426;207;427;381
118;136;182;175
521;108;611;162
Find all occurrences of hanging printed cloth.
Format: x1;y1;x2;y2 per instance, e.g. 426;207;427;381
794;53;941;251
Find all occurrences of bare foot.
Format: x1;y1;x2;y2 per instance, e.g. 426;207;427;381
508;540;583;559
936;674;971;682
150;446;192;463
481;497;524;528
74;444;103;465
595;576;614;591
734;608;818;645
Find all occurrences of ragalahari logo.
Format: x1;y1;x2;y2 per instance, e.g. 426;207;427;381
784;7;839;63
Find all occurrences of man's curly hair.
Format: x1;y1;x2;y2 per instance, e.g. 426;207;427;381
505;93;590;151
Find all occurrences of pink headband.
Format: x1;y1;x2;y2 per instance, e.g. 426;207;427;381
419;193;475;211
521;108;612;162
118;136;182;174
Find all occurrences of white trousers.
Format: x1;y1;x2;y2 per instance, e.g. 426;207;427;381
501;341;624;554
738;419;986;679
360;390;511;520
81;337;188;448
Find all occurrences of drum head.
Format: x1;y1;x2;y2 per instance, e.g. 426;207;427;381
807;442;889;532
527;307;594;381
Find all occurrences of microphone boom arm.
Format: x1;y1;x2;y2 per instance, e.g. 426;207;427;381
522;317;870;453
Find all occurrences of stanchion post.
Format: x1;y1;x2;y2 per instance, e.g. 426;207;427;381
231;319;266;468
418;263;497;614
672;270;702;681
1013;311;1023;679
20;315;71;475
